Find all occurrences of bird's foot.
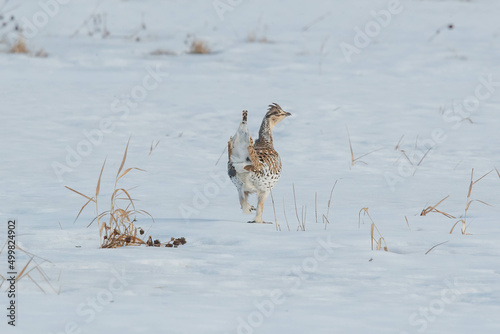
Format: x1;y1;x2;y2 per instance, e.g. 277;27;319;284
242;205;256;214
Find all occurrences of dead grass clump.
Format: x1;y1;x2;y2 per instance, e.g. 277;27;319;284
450;168;493;235
420;195;455;219
9;35;28;54
5;34;48;57
359;208;388;251
66;139;185;248
189;39;211;54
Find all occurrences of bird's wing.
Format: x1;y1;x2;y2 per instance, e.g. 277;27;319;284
244;137;262;172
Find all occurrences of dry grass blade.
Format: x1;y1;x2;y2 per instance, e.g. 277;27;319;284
346;126;381;166
117;167;146;182
450;220;460;234
370;223;375;250
116;137;131;180
32;265;58;294
26;274;46;294
405;216;410;230
315;192;318;224
113;188;136;210
472;199;492;207
420;195;454;218
395;135;404;151
466;169;474;199
270;190;280;231
96;158;106;196
358;207;370;228
283;198;291;232
73;197;95;224
355;148;383;163
292;184;301;227
473;169;493;185
137;209;155;223
347;126;355;164
425;240;449;255
16;256;34;281
322;214;330;230
87;211;108;228
416;147;432;168
326;180;338;220
361;208;388;251
452;168;494;235
149;140;160;156
65;186;95;202
400;150;412;165
434;209;455;219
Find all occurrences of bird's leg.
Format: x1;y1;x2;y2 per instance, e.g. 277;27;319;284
251;190;270;223
239;191;255;214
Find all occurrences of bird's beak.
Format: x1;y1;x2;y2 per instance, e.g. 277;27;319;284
285;112;292;117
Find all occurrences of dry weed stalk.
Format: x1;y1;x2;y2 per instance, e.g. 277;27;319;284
395;136;431;175
317;180;337;230
404;216;411;230
420;195;455;219
292;184;306;231
346;126;380;167
425;240;449;255
66;139;155;248
394;135;404;151
282;198;291;232
149;140;160;155
359;208;388;251
450;168;493;235
270;190;280;231
281;180;336;232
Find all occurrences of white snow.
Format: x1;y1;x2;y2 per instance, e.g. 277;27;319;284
1;0;500;333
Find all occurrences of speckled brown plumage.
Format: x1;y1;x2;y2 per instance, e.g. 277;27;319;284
227;103;291;223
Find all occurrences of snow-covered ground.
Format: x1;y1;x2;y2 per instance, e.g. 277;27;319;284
1;0;500;333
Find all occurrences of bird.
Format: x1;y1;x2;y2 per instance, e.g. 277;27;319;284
227;103;291;223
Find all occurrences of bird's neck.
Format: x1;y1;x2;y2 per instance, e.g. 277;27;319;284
256;117;274;148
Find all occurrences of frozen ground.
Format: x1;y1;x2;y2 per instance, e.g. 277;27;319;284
1;0;500;333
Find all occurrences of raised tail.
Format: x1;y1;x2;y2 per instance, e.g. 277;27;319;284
228;110;255;174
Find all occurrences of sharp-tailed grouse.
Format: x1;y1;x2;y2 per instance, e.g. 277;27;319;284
227;103;291;223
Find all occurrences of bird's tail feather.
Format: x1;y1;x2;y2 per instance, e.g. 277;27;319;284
228;110;254;173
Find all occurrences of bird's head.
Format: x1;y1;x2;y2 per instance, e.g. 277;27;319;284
265;103;291;127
